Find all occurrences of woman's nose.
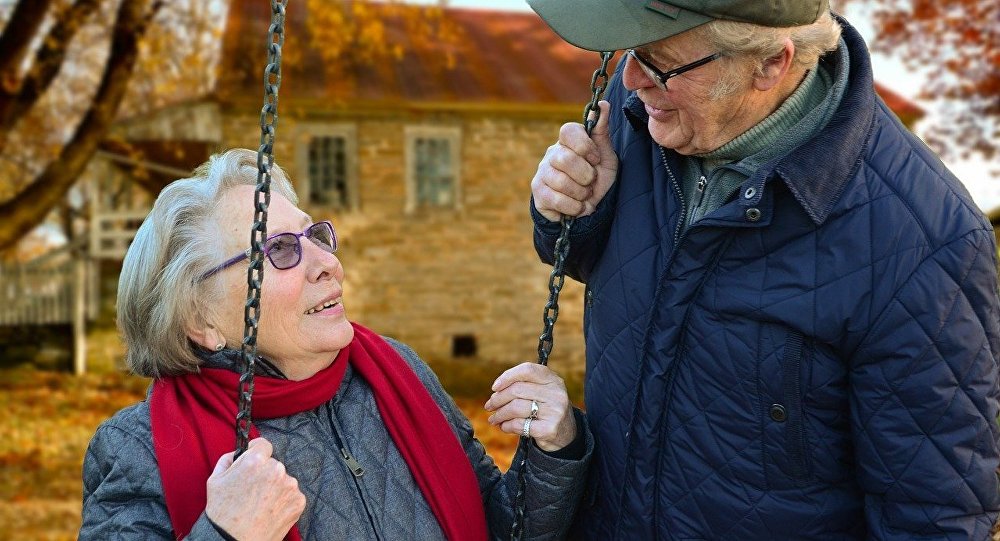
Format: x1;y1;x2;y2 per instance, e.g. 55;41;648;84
303;239;342;282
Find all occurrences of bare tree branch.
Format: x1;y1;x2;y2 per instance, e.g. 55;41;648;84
0;0;164;250
0;0;54;93
0;0;102;136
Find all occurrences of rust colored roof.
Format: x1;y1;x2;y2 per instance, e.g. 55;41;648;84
216;1;921;118
216;1;620;108
873;81;925;120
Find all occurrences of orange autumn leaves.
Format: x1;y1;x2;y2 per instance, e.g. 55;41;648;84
0;360;520;538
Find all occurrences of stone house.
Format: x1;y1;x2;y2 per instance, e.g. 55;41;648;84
89;1;927;372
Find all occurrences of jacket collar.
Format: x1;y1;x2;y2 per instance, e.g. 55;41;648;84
624;15;875;226
772;15;874;225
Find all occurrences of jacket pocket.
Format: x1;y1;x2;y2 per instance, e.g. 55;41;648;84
762;329;813;487
780;331;811;482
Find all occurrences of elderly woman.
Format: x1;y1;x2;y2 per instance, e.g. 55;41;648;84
80;148;591;540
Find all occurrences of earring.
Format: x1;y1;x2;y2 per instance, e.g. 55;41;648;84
215;343;225;351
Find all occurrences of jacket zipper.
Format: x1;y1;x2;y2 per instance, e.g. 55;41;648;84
690;175;708;225
340;447;365;477
662;146;688;247
327;409;384;541
627;147;734;538
614;147;690;538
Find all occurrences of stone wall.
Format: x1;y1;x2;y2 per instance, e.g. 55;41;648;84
220;107;587;371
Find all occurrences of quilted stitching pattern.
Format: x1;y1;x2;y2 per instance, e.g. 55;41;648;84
534;19;1000;541
80;341;593;540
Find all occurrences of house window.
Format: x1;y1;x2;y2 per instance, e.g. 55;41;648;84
308;136;348;206
405;126;461;212
296;124;357;209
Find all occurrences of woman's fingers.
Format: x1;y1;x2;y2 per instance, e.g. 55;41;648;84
485;363;579;452
491;362;563;392
206;437;306;541
487;397;538;426
496;409;577;452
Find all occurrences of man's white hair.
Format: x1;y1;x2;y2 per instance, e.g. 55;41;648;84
695;11;842;99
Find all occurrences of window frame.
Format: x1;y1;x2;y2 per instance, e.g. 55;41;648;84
404;125;462;214
295;123;359;210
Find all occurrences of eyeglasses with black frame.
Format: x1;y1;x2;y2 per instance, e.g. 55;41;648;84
200;221;338;281
627;49;723;92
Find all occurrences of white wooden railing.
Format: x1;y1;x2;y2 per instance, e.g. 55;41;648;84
0;259;75;325
90;209;148;259
0;240;91;374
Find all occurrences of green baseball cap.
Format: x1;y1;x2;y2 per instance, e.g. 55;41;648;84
527;0;829;51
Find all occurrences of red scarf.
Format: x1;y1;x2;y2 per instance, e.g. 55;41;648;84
150;323;487;540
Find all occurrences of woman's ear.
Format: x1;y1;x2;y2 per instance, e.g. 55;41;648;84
187;322;226;352
753;38;795;92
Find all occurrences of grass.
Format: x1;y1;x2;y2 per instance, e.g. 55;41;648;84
0;326;565;539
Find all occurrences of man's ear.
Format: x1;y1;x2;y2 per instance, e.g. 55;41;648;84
754;38;795;92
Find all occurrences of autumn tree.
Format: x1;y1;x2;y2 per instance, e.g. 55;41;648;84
0;0;467;255
0;0;218;253
837;0;998;162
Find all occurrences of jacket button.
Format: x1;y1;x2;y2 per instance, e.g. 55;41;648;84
769;404;787;422
586;288;594;307
746;207;762;222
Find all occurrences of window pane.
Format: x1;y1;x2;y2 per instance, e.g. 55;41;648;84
415;136;455;207
307;136;348;207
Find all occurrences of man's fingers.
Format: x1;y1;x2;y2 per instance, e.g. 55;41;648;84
589;100;612;137
558;122;601;167
537;186;588;219
545;157;598;194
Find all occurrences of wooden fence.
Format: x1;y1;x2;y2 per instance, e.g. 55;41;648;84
0;241;91;374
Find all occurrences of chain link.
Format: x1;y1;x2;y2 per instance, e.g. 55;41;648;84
510;50;614;541
235;0;287;459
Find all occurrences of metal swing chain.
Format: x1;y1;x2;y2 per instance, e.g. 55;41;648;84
236;0;288;459
509;50;613;541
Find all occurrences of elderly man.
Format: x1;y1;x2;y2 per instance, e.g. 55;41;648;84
528;0;1000;539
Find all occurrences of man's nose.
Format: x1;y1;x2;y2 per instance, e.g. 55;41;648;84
622;53;655;91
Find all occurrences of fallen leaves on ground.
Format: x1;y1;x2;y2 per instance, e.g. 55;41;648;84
0;363;519;539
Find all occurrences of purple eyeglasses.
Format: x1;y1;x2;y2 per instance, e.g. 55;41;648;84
200;221;338;280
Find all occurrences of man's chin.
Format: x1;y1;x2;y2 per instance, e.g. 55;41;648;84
648;125;692;154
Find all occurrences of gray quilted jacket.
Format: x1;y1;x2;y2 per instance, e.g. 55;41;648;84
80;338;592;540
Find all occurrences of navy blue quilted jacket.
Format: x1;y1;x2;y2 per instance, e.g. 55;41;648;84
533;18;1000;540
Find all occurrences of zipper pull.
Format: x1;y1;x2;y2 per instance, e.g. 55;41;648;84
341;447;365;477
695;175;708;208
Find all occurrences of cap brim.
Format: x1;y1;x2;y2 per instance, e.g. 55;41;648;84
528;0;713;51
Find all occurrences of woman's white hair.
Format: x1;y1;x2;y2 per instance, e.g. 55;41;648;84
117;148;298;377
695;11;842;99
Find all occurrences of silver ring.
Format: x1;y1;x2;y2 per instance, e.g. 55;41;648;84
522;416;533;439
529;400;539;419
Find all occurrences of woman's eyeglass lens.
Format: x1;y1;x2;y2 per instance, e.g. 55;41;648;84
265;221;337;269
199;221;338;281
